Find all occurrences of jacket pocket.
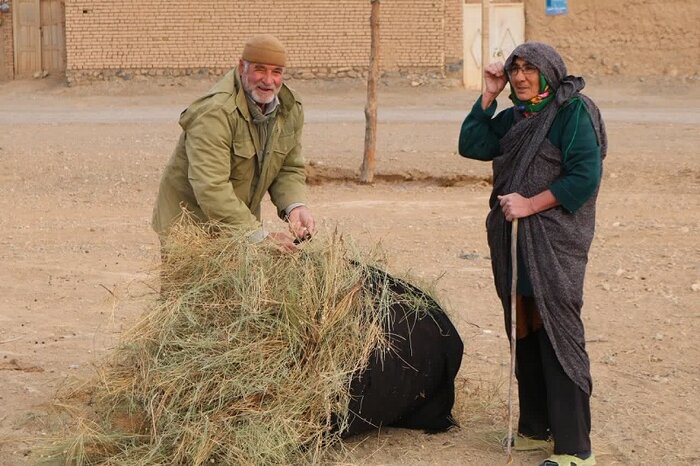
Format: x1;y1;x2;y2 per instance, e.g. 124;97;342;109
230;139;256;185
272;133;296;158
232;139;256;159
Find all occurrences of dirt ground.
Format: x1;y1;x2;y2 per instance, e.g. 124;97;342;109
0;74;698;465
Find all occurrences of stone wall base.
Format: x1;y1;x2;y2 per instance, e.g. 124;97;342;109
64;66;453;87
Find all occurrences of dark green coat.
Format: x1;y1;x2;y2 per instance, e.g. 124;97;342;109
152;69;306;236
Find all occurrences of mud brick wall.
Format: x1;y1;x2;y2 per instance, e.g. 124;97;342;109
524;0;700;79
5;0;698;83
64;0;463;82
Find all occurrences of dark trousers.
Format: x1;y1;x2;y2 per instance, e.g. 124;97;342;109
515;296;591;455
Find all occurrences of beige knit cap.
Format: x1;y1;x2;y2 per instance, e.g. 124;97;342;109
242;34;287;67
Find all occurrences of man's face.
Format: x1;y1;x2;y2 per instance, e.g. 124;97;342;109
507;57;540;102
239;60;284;105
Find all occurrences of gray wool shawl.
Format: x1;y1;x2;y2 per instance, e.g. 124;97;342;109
487;42;607;395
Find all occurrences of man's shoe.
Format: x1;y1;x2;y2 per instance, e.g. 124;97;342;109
540;453;596;466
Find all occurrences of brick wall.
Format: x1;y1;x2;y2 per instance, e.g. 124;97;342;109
0;0;13;81
5;0;697;83
444;0;463;72
64;0;462;82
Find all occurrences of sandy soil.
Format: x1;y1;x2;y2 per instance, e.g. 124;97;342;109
0;75;698;465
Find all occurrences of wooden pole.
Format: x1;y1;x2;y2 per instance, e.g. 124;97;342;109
360;0;380;184
506;217;519;462
481;0;490;93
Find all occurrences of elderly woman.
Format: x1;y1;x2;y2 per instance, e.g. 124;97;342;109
458;42;607;466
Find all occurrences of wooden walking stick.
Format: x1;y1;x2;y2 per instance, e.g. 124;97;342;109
506;217;519;462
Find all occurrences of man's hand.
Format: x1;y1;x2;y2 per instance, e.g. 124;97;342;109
266;231;298;252
481;62;508;110
286;205;315;241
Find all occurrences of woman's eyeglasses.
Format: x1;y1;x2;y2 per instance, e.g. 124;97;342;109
507;64;539;77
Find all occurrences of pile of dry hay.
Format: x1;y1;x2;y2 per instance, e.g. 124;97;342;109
52;218;438;465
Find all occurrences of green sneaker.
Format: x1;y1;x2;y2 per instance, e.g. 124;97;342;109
540;453;596;466
502;433;553;451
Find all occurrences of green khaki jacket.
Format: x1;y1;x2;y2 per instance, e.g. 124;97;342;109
152;68;306;236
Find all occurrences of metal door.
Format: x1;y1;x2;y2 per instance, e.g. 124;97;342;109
462;2;524;90
13;0;64;77
13;0;41;76
40;0;65;72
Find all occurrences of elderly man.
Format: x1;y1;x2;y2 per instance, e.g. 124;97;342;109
152;34;315;250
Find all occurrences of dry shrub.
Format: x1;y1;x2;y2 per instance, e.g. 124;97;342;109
48;216;422;465
451;372;509;452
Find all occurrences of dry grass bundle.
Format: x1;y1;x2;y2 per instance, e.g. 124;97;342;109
50;217;427;465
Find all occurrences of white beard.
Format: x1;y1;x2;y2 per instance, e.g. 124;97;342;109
251;88;276;105
241;74;280;105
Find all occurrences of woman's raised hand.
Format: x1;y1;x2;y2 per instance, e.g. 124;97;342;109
481;62;508;109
